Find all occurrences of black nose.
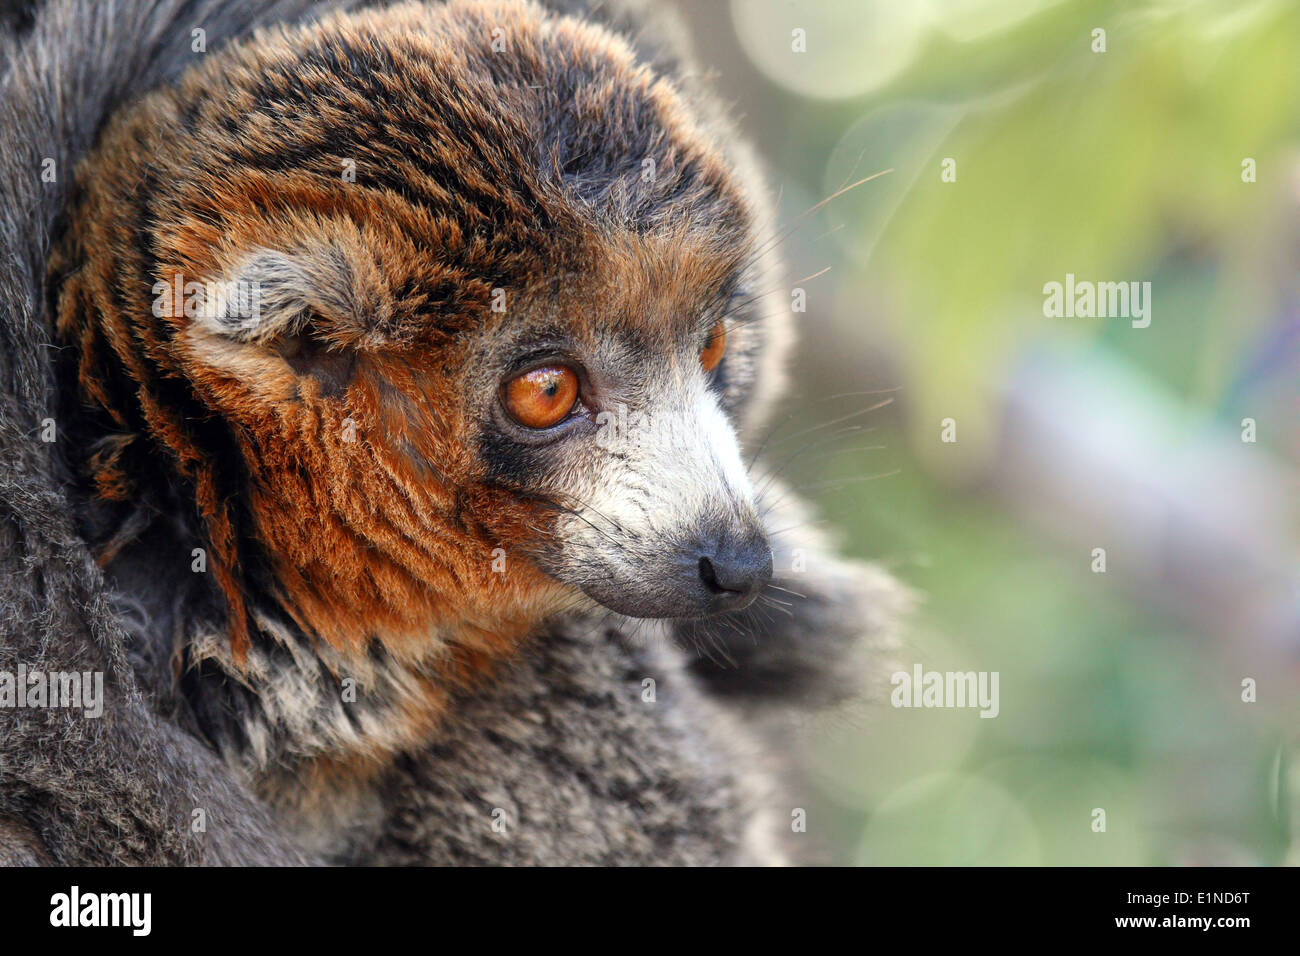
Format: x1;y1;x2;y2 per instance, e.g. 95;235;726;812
697;530;773;612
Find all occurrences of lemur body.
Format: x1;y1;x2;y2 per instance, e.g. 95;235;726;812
0;0;902;864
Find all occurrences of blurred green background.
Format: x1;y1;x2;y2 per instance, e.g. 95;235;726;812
671;0;1300;864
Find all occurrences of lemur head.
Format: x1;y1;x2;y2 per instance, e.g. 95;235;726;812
51;0;787;662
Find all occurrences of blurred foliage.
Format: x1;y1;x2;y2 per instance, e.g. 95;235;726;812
852;0;1300;457
676;0;1300;864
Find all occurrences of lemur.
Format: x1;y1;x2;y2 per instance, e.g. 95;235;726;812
0;0;903;864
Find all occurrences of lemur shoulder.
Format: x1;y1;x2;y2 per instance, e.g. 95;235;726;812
0;0;904;865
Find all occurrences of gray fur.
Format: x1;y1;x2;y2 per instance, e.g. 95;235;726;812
320;621;782;865
0;0;901;865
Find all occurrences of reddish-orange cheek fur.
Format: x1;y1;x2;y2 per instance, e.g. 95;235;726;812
127;183;569;680
54;186;567;710
184;346;567;680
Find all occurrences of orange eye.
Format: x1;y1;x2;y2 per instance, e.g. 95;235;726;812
700;320;726;372
503;365;579;429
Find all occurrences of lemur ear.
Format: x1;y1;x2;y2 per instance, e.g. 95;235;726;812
177;237;395;399
198;240;396;349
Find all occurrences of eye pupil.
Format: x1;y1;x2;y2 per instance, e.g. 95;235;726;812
503;365;579;429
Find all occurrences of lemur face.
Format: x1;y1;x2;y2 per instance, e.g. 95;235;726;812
474;232;773;619
52;0;781;657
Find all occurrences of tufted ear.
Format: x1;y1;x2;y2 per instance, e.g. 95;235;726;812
193;238;397;349
168;239;392;400
167;232;403;398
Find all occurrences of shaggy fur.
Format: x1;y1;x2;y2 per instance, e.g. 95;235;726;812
0;0;903;865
